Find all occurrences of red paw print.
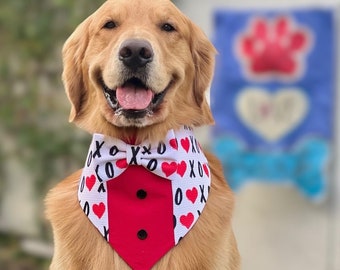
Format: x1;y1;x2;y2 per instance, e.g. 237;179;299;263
236;16;312;80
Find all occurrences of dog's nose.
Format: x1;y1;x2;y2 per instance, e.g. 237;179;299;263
119;39;154;69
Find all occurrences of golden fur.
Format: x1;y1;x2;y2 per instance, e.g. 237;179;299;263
46;0;240;269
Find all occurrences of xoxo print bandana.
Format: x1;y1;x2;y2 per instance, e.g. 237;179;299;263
78;126;211;270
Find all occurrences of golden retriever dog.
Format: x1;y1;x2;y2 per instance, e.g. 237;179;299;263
45;0;240;269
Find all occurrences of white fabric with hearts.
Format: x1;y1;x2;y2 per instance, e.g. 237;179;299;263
78;125;211;245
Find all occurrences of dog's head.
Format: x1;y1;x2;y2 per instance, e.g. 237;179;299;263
62;0;215;141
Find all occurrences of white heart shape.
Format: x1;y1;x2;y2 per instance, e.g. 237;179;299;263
236;87;309;141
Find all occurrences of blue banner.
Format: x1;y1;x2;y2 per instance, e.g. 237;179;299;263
211;9;335;200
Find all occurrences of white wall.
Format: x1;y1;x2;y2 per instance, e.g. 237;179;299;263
176;1;340;269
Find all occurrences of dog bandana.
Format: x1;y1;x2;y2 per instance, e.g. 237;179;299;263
78;126;211;270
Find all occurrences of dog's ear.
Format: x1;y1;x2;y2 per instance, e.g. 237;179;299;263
62;17;92;122
189;21;216;126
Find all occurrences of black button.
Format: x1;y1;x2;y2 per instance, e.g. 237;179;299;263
137;229;148;240
136;189;147;199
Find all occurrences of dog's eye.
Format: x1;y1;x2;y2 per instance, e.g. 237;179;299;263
103;21;117;29
161;23;176;32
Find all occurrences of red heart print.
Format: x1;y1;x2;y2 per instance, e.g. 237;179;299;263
186;187;198;204
86;175;96;191
177;161;187;177
93;202;105;219
116;159;128;169
180;213;194;229
203;164;210;177
161;162;178;177
170;139;178;150
180;138;190;153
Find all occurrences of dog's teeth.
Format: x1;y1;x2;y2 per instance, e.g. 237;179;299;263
105;92;117;108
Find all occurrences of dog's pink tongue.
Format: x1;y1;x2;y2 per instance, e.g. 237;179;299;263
116;85;153;110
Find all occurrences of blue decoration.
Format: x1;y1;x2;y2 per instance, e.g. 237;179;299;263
212;137;329;200
210;8;335;199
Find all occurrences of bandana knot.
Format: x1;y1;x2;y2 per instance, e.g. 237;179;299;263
108;140;179;175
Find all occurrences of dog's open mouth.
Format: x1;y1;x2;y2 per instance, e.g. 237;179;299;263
101;77;170;118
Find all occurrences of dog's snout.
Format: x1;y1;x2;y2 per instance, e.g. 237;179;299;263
119;39;154;69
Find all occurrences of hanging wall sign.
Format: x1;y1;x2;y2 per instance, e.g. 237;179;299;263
211;9;335;200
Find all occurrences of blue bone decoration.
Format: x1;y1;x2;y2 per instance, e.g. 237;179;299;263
212;137;329;200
